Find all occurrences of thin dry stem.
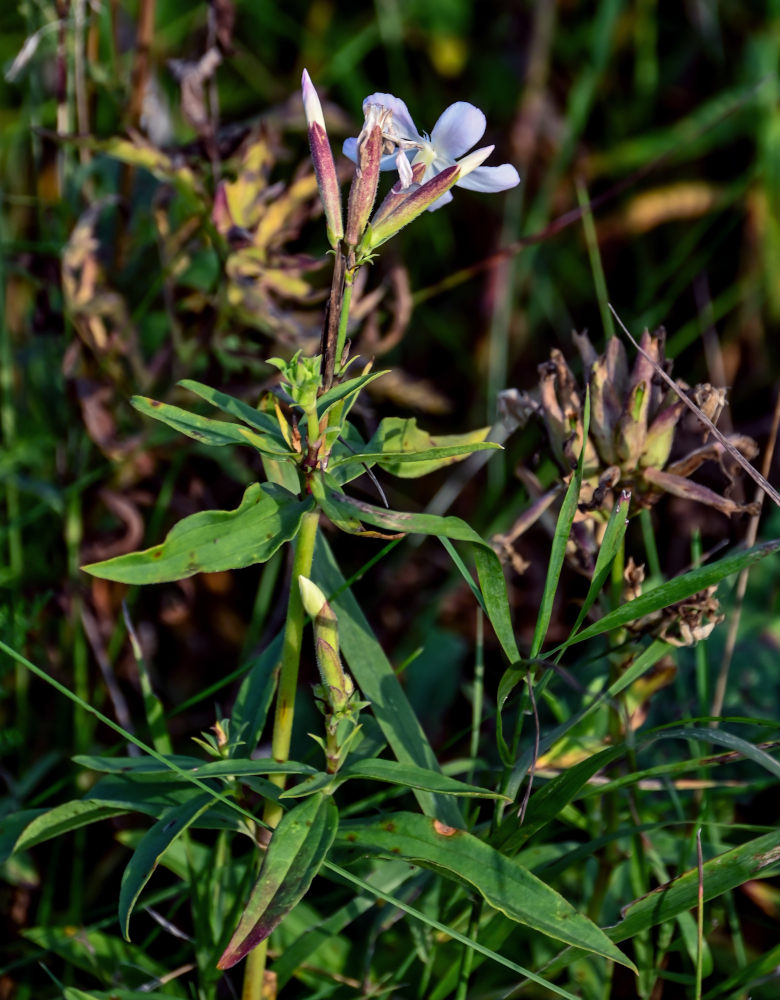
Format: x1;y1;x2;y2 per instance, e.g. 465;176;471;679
710;389;780;722
608;303;780;509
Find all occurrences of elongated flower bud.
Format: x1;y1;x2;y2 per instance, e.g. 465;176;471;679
371;161;426;228
302;69;343;248
299;576;353;706
363;165;460;250
363;145;497;251
345;119;382;247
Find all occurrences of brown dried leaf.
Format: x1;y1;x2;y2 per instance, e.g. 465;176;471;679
642;466;761;517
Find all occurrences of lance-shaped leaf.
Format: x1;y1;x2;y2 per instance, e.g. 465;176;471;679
131;396;291;457
177;379;287;440
83;483;314;584
339;758;511;800
315;370;389;420
119;793;214;939
321;489;521;666
217;793;339;969
338;416;499;479
608;829;780;943
335;811;635;970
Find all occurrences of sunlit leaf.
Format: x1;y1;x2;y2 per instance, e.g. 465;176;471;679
83;483;313;584
337;811;635;970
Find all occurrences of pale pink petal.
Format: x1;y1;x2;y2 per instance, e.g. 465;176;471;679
456;163;520;193
430;103;486;159
362;92;421;142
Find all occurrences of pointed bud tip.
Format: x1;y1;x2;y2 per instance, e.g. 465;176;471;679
299;575;327;617
457;144;495;178
301;69;326;130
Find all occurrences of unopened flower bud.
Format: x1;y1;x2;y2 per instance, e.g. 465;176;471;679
345;116;383;247
364;164;460;250
371;161;426;228
302;69;343;248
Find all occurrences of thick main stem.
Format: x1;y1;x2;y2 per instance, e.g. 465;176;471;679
267;508;320;816
241;509;320;1000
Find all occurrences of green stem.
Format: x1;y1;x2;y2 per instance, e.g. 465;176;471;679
240;508;320;1000
454;899;482;1000
334;268;355;376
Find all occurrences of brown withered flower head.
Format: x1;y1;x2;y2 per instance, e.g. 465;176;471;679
622;558;725;647
519;328;760;520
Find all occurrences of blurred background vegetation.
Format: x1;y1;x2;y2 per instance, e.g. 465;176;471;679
1;1;780;996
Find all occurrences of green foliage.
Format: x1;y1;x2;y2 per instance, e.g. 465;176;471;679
4;2;780;998
336;810;635;969
82;483;313;584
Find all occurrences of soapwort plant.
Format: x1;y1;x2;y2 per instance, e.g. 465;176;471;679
7;71;780;1000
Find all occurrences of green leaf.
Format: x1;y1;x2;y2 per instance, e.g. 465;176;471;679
217;793;339;969
22;925;170;985
312;536;463;827
558;538;780;650
13;800;131;853
82;483;314;584
607;830;780;942
119;793;214;939
178;379;284;439
315;370;389;419
73;754;317;780
493;745;627;853
73;754;206;775
340;758;511;800
320;492;521;668
0;809;45;863
336;811;635;970
531;387;590;659
353;417;500;478
132;396;291;457
647;725;780;780
65;991;188;1000
568;489;631;637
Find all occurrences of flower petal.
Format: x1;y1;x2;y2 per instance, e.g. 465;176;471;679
362;92;421;142
342;136;358;162
456;163;520;193
430;102;486;159
426;189;454;212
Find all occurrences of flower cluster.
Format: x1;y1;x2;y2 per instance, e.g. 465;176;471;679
343;93;520;212
301;70;520;257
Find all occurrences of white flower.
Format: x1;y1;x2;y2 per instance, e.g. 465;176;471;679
343;93;519;211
